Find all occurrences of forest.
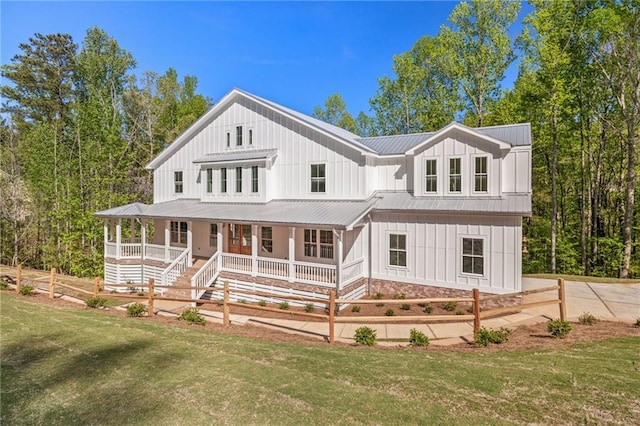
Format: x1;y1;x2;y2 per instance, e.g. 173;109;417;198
1;0;638;279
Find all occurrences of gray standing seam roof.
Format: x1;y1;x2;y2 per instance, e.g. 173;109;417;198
193;148;278;164
374;192;531;215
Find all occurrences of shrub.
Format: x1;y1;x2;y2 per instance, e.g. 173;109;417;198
279;301;290;310
635;317;640;328
409;328;430;347
548;319;572;338
238;299;247;304
456;310;465;315
258;300;267;307
354;326;376;346
85;296;107;308
424;304;433;314
137;291;145;297
375;303;385;308
393;293;406;300
578;311;597;325
417;302;426;308
19;285;34;296
179;308;206;325
475;327;512;346
442;301;457;312
373;292;384;300
400;304;411;311
126;302;147;317
351;305;361;312
0;279;8;290
304;303;315;313
385;308;396;316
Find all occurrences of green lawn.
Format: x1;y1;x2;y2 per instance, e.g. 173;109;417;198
1;292;638;425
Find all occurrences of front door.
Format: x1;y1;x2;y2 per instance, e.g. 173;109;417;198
228;224;252;255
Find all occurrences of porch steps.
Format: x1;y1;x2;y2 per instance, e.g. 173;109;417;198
164;258;208;300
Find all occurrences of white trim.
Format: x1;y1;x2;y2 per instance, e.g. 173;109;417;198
458;234;488;279
471;155;489;194
446;156;463;194
423;157;439;195
406;122;511;155
386;231;408;270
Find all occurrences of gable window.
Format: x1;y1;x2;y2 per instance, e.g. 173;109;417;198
235;167;242;193
261;226;273;253
425;159;437;193
389;234;407;267
310;164;326;193
206;168;213;193
209;224;217;247
221;168;227;193
251;166;259;193
174;171;183;194
304;229;333;259
462;238;484;275
249;129;253;145
226;132;230;148
236;126;243;146
475;157;488;192
449;158;461;192
170;221;187;244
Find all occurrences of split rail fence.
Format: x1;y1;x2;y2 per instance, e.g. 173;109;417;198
4;265;567;344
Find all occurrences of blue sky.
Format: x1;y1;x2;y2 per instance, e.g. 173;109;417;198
1;1;532;117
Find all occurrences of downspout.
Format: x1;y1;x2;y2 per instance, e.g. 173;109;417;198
367;214;372;296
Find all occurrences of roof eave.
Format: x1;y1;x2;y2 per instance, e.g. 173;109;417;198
405;122;511;155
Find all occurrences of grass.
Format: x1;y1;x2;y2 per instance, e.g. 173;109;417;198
2;292;639;425
524;273;640;284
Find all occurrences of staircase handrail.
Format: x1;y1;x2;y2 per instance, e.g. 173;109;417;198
161;248;190;285
191;251;220;299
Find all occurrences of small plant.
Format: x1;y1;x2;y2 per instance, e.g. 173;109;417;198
354;326;376;346
578;311;597;325
19;285;34;296
475;327;512;346
385;308;396;316
417;302;426;308
548;319;572;338
424;304;433;314
442;301;457;312
373;292;384;300
126;302;147;317
258;300;267;307
351;305;361;313
279;301;290;310
456;310;465;315
137;291;145;297
304;303;315;313
238;299;247;304
85;296;107;308
400;304;411;311
634;317;640;328
393;293;406;300
466;306;474;313
0;279;8;290
179;308;206;325
409;328;430;347
216;298;224;306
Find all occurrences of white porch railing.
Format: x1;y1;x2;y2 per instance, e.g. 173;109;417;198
160;248;190;285
105;242;184;262
295;260;336;286
221;253;252;273
120;243;142;258
105;242;117;258
341;258;365;288
257;257;289;279
191;251;220;299
144;244;165;261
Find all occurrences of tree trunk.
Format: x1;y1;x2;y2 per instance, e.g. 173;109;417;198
550;107;558;274
620;118;636;278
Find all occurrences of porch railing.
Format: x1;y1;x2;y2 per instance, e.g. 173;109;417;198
105;242;184;262
341;258;365;288
295;260;336;286
121;243;142;258
191;251;220;299
221;253;252;273
144;244;166;261
161;248;190;285
257;257;289;279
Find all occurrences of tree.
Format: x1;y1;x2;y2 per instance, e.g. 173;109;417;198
311;93;357;133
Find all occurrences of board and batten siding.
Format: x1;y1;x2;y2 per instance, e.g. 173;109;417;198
370;212;522;293
501;146;531;193
153;98;368;204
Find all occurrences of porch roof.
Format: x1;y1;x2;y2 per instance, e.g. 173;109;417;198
193;148;278;165
94;202;148;217
374;192;532;215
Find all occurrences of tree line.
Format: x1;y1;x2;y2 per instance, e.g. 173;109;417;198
1;1;638;279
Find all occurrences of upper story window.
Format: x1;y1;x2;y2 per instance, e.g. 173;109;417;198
462;237;484;275
249;129;253;145
389;233;407;267
206;168;213;193
221;168;227;193
311;164;326;193
235;167;242;193
475;156;488;192
304;229;333;259
425;159;437;193
226;132;230;148
174;171;183;194
236;126;243;146
449;158;461;193
261;226;273;253
170;221;187;244
251;166;259;193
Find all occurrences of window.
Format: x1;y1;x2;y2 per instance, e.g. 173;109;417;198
319;230;333;259
475;157;488;192
226;132;230;148
251;166;258;193
170;221;187;244
209;224;217;247
389;234;407;267
425;159;437;193
221;168;227;193
449;158;461;192
249;129;253;145
236;126;243;146
235;167;242;193
304;229;333;259
311;164;326;193
261;226;273;253
174;171;183;194
304;229;317;257
462;238;484;275
206;168;213;193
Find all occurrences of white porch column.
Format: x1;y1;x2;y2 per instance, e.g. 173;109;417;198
103;221;109;259
140;220;147;284
335;230;344;293
187;221;193;267
217;223;224;270
164;220;171;262
251;224;258;277
288;227;295;282
115;219;122;260
129;219;135;243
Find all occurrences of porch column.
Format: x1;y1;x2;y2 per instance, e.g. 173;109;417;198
288;227;295;282
103;221;109;258
115;219;122;260
217;223;223;270
129;219;135;243
335;230;343;294
251;224;258;277
140;220;146;284
164;220;171;262
187;221;193;267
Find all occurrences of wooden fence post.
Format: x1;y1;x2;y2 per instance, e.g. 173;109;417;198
93;277;100;296
223;281;230;327
329;290;336;344
147;278;154;317
472;288;481;337
16;265;21;293
558;278;567;321
49;268;56;299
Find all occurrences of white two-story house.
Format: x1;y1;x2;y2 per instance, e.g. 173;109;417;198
96;88;531;302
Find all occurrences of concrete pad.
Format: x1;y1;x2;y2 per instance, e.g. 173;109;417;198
522;277;558;289
605;301;640;321
481;317;513;328
299;322;330;335
589;283;640;304
565;297;615;319
429;336;469;346
384;324;411;340
428;322;473;339
564;283;600;300
499;312;538;323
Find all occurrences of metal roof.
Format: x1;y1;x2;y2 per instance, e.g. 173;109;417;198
374;192;532;215
193;148;278;165
475;123;532;147
95;202;148;218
